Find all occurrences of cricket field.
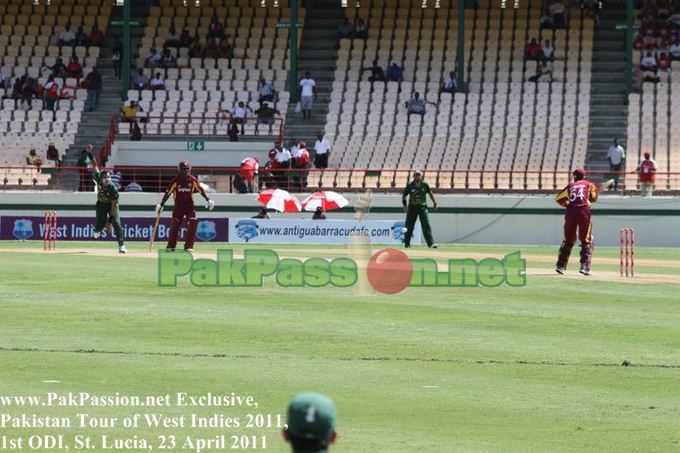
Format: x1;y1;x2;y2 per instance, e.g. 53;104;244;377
1;241;679;452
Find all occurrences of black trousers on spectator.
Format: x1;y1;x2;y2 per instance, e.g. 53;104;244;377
609;163;623;190
314;153;328;169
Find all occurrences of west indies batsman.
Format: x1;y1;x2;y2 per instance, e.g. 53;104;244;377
156;161;214;252
555;168;598;276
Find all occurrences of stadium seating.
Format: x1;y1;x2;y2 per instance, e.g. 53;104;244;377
322;0;593;190
119;0;302;139
625;0;678;191
0;0;111;185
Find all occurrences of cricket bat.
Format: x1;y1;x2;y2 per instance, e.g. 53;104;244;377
149;209;162;252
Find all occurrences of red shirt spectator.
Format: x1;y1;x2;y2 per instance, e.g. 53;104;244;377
89;26;104;46
218;38;232;59
658;52;671;71
524;39;542;61
67;56;82;78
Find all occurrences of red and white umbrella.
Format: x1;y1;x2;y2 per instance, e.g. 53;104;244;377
257;189;301;213
301;191;349;212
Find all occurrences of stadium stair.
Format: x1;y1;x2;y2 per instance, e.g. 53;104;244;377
283;0;343;148
585;2;628;175
61;2;149;189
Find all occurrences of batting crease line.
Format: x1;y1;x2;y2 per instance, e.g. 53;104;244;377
1;347;679;370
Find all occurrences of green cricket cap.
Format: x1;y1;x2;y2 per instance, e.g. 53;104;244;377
287;392;337;443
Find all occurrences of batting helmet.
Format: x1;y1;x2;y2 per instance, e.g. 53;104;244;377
179;161;191;175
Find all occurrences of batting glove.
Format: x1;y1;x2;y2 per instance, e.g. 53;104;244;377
206;199;215;211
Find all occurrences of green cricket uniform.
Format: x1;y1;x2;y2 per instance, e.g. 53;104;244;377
402;180;435;247
93;169;125;246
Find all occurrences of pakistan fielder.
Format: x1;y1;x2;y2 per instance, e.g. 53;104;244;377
89;148;126;253
401;170;437;248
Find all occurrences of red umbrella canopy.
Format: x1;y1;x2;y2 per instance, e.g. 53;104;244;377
257;189;301;213
302;191;349;211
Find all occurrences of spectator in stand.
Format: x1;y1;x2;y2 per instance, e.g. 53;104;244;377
109;171;122;190
11;78;22;105
337;18;353;39
658;52;672;71
386;61;404;82
238;157;259;193
21;77;35;109
529;61;553;82
255;102;280;132
189;38;204;58
112;49;121;79
59;24;76;47
204;38;219;58
145;47;161;69
636;151;658;197
669;37;680;59
231;101;252;135
122;100;142;123
274;142;292;188
75;26;89;47
668;10;680;28
89;25;104;47
111;35;123;57
312;207;327;220
164;26;181;48
640;22;657;48
260;149;279;189
207;14;225;40
257;77;275;103
225;121;237;142
26;149;42;167
125;181;143;192
218;37;233;59
550;0;567;29
583;0;600;25
524;38;542;61
542;39;555;62
133;68;149;90
179;29;193;47
160;48;176;68
640;0;657;21
150;72;165;90
607;138;625;190
313;131;331;169
46;143;61;166
354;18;368;39
540;7;553;28
292;141;310;188
640;50;658;72
45;57;67;78
85;67;102;112
405;92;436;123
361;60;385;83
131;121;142;141
440;71;457;94
299;72;316;121
67;56;83;78
43;75;60;114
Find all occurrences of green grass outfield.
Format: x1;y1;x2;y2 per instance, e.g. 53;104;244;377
2;241;680;452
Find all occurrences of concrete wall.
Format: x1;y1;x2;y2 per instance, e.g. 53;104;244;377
1;191;679;246
108;141;272;167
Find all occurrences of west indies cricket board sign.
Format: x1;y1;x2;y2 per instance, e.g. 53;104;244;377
0;216;229;242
